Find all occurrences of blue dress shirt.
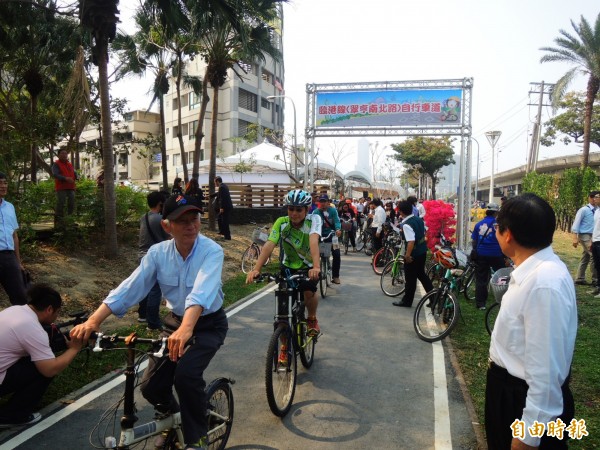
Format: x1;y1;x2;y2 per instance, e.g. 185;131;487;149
104;234;224;317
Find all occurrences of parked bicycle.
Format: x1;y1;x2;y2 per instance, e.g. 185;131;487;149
485;267;514;335
380;248;406;298
241;223;271;273
413;248;463;342
340;217;354;255
372;222;403;275
318;231;335;298
253;270;318;417
90;332;234;450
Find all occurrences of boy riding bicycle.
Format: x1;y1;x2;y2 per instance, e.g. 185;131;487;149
246;189;322;337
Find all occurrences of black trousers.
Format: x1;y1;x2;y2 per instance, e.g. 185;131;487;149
140;309;228;445
485;362;574;450
475;255;506;308
370;227;383;253
403;252;433;306
323;235;341;278
0;357;53;422
0;250;27;305
218;209;232;240
592;241;600;288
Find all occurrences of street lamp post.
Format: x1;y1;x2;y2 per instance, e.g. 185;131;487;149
485;131;502;204
470;137;480;204
267;95;298;184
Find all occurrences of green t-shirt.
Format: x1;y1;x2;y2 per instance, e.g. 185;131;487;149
268;214;322;269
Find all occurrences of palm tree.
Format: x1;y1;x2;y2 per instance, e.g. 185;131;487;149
193;0;284;230
540;13;600;168
80;0;120;258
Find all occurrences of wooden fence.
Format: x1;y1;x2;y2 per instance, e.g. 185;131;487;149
201;183;328;208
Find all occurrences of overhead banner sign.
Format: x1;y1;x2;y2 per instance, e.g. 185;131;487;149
315;88;463;128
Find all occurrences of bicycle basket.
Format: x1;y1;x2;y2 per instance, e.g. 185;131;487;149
252;228;269;245
341;220;353;231
489;267;514;303
455;249;468;269
319;242;332;257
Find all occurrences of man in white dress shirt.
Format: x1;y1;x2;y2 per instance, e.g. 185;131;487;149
486;193;577;450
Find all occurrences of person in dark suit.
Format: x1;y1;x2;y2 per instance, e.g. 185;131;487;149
214;176;233;240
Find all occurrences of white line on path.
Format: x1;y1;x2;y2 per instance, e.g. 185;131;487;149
0;285;275;450
433;340;453;449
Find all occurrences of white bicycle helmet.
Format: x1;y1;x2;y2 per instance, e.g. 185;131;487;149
285;189;312;207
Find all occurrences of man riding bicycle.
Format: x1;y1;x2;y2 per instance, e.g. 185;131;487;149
72;195;227;450
245;189;322;336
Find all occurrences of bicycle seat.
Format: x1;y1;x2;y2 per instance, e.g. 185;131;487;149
450;269;464;277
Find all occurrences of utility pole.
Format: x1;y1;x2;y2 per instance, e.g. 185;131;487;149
527;81;554;173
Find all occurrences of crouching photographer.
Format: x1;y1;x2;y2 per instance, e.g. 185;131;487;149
0;284;83;428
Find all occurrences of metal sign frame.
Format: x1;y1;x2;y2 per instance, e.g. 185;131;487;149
305;78;473;249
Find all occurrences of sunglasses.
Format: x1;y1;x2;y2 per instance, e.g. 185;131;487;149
287;206;305;213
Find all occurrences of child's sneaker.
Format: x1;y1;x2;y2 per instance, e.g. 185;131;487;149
307;318;320;337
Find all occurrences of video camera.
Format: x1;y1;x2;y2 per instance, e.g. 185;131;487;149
44;311;89;353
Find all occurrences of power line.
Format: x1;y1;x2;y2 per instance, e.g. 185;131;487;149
473;95;528;135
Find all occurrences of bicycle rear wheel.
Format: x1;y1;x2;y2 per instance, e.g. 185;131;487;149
265;324;296;417
364;233;373;256
206;379;234;450
372;247;394;275
380;260;406;297
241;244;260;274
413;289;460;342
298;316;315;368
319;257;328;298
426;263;445;289
485;302;501;336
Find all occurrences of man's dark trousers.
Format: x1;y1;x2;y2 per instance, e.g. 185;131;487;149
0;357;53;422
403;252;433;306
474;254;506;308
140;309;228;445
0;250;27;305
219;209;232;240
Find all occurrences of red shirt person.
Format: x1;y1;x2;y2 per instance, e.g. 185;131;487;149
51;149;77;224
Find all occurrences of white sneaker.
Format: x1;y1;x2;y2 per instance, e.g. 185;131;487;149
0;412;42;428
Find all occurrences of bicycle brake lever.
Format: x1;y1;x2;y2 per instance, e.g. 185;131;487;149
153;338;168;358
92;332;104;352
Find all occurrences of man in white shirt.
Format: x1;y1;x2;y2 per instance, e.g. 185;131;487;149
487;194;577;450
369;198;387;252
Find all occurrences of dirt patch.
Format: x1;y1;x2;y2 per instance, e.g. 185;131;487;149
0;222;271;329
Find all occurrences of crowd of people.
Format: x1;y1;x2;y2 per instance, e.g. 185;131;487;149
0;177;581;449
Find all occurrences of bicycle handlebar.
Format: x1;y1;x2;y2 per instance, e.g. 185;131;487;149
53;311;89;330
252;270;312;284
90;332;195;359
320;231;336;240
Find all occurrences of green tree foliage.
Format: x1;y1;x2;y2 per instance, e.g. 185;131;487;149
540;92;600;149
390;137;455;200
522;167;599;231
540;13;600;168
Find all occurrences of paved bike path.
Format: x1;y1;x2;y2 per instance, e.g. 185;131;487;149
1;251;477;449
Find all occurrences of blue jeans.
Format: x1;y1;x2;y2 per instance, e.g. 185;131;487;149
137;282;162;329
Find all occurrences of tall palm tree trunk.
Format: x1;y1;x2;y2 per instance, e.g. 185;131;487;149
159;94;169;189
192;68;210;176
98;38;118;258
208;85;219;231
30;95;38;182
582;76;600;168
175;57;189;184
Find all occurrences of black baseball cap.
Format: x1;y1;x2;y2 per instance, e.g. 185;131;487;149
0;172;6;180
162;195;202;220
319;194;330;202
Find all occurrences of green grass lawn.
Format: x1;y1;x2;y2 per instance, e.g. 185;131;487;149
451;230;599;449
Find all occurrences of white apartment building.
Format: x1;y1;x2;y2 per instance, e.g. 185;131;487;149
162;13;285;184
73;110;162;188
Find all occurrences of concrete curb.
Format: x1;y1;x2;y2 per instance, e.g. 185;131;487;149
446;338;488;450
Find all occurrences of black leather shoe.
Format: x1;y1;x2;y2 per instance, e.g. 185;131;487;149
392;301;411;307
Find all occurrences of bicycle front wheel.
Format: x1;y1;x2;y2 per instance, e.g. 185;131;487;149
206;379;234;450
355;232;365;252
265;324;296;417
413;289;460;342
380;260;406;297
372;247;394;275
463;269;476;302
485;302;501;336
298;316;315;368
426;263;445;289
241;244;260;274
319;257;328;298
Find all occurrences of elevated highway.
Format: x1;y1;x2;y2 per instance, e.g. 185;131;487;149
474;151;600;201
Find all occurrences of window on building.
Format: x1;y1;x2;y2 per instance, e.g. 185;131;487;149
238;88;257;112
187;151;195;164
123;112;133;121
188;120;198;139
172;98;178;110
238;119;252;137
166;127;169;134
189;92;201;110
199;149;205;161
261;97;271;110
238;61;256;75
262;70;273;84
173;154;180;166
